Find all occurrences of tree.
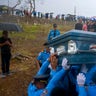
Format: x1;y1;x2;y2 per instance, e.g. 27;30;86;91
25;0;35;16
11;0;22;15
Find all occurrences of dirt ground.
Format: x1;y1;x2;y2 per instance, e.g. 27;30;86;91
0;31;47;96
0;21;74;96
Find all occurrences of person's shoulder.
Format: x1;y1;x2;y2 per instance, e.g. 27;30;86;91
75;23;83;27
38;51;43;55
56;30;60;32
38;50;45;55
75;23;79;25
50;30;54;32
56;30;60;34
42;49;47;54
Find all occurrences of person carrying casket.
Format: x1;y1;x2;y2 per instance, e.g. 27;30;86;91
28;58;70;96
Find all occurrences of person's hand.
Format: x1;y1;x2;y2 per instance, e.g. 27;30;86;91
5;40;12;47
77;73;86;86
5;41;10;45
50;47;55;55
62;58;70;70
47;54;54;62
48;53;57;62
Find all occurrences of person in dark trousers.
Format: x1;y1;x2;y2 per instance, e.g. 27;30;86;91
75;19;83;30
0;30;12;78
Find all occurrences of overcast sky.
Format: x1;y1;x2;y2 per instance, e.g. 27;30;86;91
0;0;96;17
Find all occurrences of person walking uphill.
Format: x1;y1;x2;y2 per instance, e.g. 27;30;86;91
47;24;60;41
0;30;12;78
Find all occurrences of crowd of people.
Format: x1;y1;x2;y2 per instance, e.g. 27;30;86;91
0;23;96;96
28;49;96;96
27;23;96;96
75;18;96;32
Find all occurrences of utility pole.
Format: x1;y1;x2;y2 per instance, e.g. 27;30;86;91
74;6;76;16
74;6;76;21
8;0;9;14
33;0;35;11
8;0;9;7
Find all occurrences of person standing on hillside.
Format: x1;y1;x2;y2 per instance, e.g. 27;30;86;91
82;22;88;31
75;19;83;30
47;24;60;41
0;30;12;78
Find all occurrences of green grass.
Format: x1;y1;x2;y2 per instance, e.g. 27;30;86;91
0;23;74;40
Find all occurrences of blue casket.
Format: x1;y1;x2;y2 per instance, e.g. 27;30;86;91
47;30;96;66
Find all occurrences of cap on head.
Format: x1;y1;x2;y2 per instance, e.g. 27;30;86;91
52;53;58;59
53;23;57;28
43;42;50;49
43;42;49;46
34;74;49;84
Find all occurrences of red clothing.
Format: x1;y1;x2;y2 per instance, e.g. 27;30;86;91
82;24;87;31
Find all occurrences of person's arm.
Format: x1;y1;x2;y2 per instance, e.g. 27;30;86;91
90;45;96;49
35;59;40;70
77;73;87;96
87;85;96;96
86;65;96;84
36;52;42;68
56;30;60;35
46;68;67;89
0;42;7;47
37;59;50;75
37;52;42;61
45;58;70;95
7;40;13;47
28;83;33;96
78;86;87;96
0;38;13;47
27;83;38;96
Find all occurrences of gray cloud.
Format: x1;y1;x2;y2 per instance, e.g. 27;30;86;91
0;0;96;17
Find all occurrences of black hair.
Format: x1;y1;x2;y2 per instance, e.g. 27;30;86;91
53;23;57;28
2;30;8;35
43;42;49;46
53;54;59;59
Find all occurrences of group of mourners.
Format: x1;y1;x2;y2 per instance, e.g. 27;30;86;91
27;23;96;96
75;18;96;32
